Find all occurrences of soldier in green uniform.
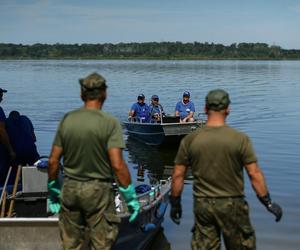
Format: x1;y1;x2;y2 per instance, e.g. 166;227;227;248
169;89;282;250
48;72;140;250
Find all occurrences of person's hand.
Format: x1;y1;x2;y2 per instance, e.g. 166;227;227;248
169;195;182;225
258;193;282;222
48;179;61;214
119;184;140;222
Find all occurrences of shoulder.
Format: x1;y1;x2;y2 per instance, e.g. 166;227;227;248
224;126;250;140
131;102;138;109
189;101;195;106
181;129;201;146
19;115;31;122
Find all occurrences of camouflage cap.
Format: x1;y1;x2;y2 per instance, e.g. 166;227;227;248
79;72;107;90
205;89;231;111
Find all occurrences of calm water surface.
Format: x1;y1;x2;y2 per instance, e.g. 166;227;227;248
1;60;300;250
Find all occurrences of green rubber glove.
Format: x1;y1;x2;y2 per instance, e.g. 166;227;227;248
48;179;61;214
119;184;140;222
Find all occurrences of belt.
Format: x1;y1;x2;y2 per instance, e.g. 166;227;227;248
65;175;114;183
195;196;244;200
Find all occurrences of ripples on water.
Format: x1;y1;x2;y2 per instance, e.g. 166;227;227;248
0;60;300;250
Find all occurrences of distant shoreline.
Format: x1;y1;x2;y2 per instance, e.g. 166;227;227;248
1;42;300;60
1;57;300;61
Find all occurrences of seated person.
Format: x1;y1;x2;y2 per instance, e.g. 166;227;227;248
5;111;40;166
149;95;165;122
175;91;195;122
128;94;150;122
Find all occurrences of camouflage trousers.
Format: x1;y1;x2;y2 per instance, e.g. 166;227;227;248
59;178;121;250
191;197;256;250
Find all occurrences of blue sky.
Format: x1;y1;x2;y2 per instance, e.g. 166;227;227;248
1;0;300;49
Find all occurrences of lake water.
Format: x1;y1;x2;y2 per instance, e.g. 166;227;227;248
1;60;299;250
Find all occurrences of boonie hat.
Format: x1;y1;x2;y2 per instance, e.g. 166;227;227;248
183;91;190;97
137;94;145;100
79;72;107;90
205;89;231;111
0;88;7;93
151;94;159;100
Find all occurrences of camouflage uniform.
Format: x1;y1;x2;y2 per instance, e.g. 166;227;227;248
175;124;258;250
52;73;125;249
192;197;255;250
59;178;120;250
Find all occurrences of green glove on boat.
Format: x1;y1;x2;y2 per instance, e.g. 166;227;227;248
119;184;140;222
48;179;61;214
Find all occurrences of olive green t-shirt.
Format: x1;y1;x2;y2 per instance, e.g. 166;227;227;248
175;125;257;197
53;108;125;181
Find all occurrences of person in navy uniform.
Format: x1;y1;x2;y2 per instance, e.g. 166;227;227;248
5;111;40;166
128;94;150;123
175;91;195;123
0;88;16;186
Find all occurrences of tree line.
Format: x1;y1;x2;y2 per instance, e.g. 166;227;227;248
0;42;300;59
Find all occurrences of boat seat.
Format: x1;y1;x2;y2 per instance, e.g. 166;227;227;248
161;115;180;123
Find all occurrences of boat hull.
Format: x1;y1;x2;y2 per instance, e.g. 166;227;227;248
124;121;202;146
0;178;171;250
0;201;167;250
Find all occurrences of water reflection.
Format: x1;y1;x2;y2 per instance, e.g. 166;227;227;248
126;136;177;183
126;136;193;184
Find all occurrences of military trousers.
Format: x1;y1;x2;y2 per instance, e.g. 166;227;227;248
59;177;121;250
192;197;256;250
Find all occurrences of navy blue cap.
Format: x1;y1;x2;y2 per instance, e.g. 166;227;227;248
137;93;145;100
0;88;7;93
183;91;190;97
151;94;159;100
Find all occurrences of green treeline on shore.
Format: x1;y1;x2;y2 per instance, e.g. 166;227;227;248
1;42;300;60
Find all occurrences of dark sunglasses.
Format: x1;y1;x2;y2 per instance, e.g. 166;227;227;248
153;98;159;101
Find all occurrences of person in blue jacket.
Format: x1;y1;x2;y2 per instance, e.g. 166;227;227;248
175;91;195;122
128;94;150;122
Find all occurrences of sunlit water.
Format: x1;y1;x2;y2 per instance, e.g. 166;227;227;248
1;60;299;250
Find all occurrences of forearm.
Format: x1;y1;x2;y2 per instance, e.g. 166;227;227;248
48;157;60;181
251;173;268;196
186;112;194;119
171;164;186;197
48;145;63;181
246;163;268;197
128;110;135;117
114;160;131;187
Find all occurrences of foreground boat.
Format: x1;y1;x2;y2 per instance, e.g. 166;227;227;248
124;115;205;146
0;165;171;250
